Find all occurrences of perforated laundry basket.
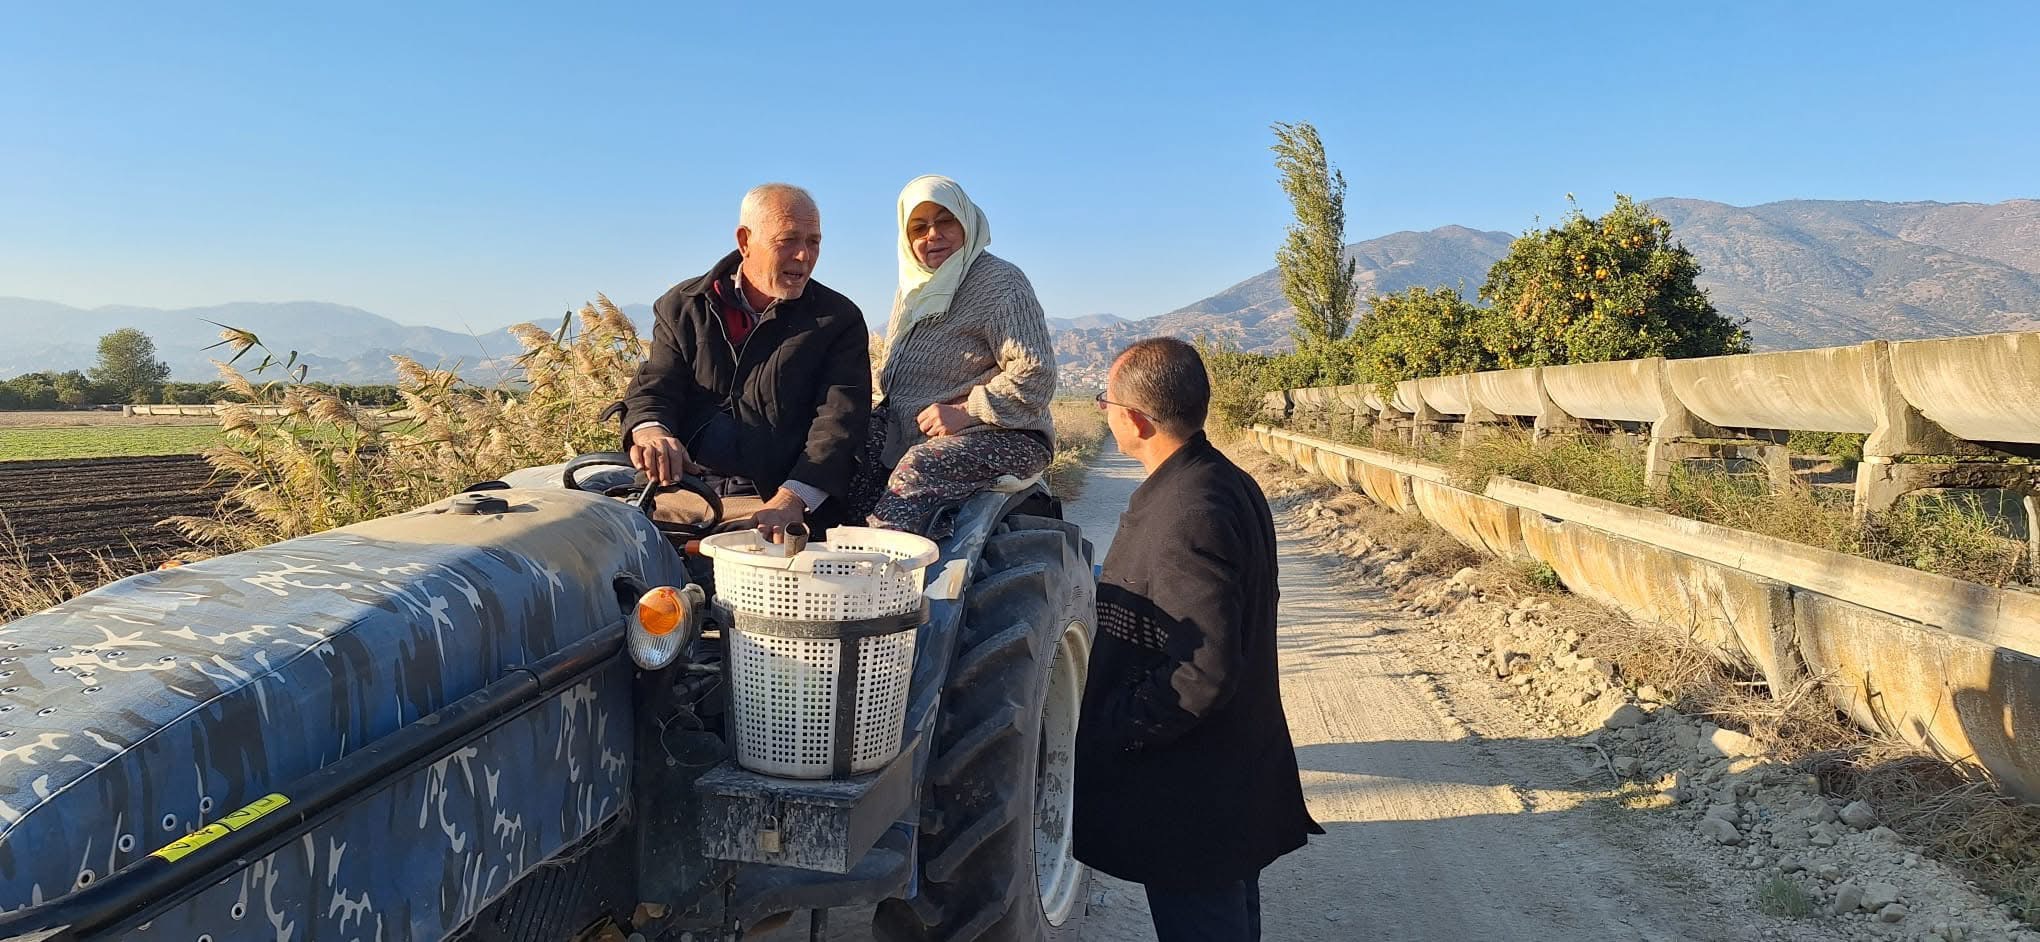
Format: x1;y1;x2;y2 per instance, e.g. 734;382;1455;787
700;526;940;779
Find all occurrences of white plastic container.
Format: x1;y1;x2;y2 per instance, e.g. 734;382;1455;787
699;526;939;779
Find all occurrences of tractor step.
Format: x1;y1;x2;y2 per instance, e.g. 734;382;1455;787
695;727;925;874
727;824;915;925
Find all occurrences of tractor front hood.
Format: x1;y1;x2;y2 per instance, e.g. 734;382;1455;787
0;488;686;914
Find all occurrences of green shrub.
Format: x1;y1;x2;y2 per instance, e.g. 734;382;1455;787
1756;876;1814;919
1450;432;1654;508
1516;560;1564;592
1869;492;2026;587
1786;430;1866;467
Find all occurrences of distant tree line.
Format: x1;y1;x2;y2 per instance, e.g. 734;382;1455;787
0;328;402;410
0;372;405;410
1208;123;1751;429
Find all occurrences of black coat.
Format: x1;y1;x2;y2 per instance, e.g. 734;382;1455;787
1073;434;1322;889
620;251;871;510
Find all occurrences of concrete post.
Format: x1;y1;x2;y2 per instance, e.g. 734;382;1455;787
1460;399;1506;446
1298;389;1337;435
1530;366;1583;440
1763;445;1795;492
1329;385;1372;441
1853;458;1905;516
1349;410;1377;441
1647;357;1733;487
1848;339;2006;518
1259;390;1291;426
1855;461;2032;517
1410;400;1445;447
1378;403;1413;446
1861;340;1964;460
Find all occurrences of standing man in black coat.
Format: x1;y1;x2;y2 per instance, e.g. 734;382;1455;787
619;183;871;538
1074;337;1321;941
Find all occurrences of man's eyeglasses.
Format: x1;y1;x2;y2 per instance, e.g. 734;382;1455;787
1094;391;1146;417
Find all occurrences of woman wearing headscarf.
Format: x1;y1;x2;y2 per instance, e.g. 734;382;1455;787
854;175;1058;538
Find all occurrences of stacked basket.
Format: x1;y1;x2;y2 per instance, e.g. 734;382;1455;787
699;526;940;779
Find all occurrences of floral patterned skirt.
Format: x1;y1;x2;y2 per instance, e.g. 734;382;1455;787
849;405;1052;540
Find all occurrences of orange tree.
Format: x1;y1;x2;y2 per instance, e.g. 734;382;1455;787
1349;284;1497;396
1476;195;1748;367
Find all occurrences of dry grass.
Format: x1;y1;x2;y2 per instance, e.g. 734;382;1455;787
1549;592;1860;762
1520;550;2040;922
1389;518;1482;575
1509;540;2040;922
1868;492;2028;587
1045;399;1108;496
0;513;154;621
1345;427;2030;588
1810;747;2040;921
168;298;647;549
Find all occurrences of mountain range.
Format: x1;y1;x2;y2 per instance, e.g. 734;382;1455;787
0;298;655;385
6;198;2036;387
1050;198;2040;387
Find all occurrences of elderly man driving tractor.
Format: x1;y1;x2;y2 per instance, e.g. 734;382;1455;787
618;182;872;540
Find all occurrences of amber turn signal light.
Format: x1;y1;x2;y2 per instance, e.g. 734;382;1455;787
636;585;683;636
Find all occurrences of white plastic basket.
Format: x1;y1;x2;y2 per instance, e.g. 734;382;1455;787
700;526;940;778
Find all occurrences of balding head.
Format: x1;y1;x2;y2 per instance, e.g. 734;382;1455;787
1108;337;1210;438
739;183;818;231
735;183;822;302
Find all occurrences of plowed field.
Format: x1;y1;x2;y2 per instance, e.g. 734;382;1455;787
0;455;225;571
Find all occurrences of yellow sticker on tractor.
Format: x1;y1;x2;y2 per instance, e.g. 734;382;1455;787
150;823;230;863
219;793;290;831
148;794;290;863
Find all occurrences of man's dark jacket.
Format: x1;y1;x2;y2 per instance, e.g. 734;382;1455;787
620;251;871;518
1073;433;1322;889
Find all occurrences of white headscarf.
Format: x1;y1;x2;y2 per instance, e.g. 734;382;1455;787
880;175;990;388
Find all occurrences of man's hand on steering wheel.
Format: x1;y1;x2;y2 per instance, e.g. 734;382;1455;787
753;488;808;544
629;424;698;485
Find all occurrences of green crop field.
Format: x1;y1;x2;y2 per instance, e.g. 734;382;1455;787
0;425;225;461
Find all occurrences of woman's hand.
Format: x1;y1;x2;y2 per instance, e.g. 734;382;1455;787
916;401;976;437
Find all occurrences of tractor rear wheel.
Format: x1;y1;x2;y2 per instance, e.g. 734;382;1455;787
872;515;1094;942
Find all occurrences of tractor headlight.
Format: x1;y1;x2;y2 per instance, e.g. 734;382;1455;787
628;583;705;671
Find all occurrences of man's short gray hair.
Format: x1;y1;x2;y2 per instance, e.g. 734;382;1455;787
739;183;819;230
1112;337;1210;436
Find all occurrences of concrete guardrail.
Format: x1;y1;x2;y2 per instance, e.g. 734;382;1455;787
1271;329;2040;516
126;404;415;419
1255;424;2040;802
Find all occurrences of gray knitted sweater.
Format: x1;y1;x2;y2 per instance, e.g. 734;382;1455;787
876;253;1058;467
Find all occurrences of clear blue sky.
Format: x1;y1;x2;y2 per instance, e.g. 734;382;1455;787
3;1;2035;332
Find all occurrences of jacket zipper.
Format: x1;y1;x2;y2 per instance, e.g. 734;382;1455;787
709;285;765;421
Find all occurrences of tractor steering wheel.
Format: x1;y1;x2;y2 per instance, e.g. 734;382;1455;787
562;452;725;538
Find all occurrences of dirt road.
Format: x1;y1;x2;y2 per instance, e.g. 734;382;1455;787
776;441;1729;940
1069;441;1730;941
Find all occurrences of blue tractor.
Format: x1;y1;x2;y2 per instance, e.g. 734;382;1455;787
0;454;1095;941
